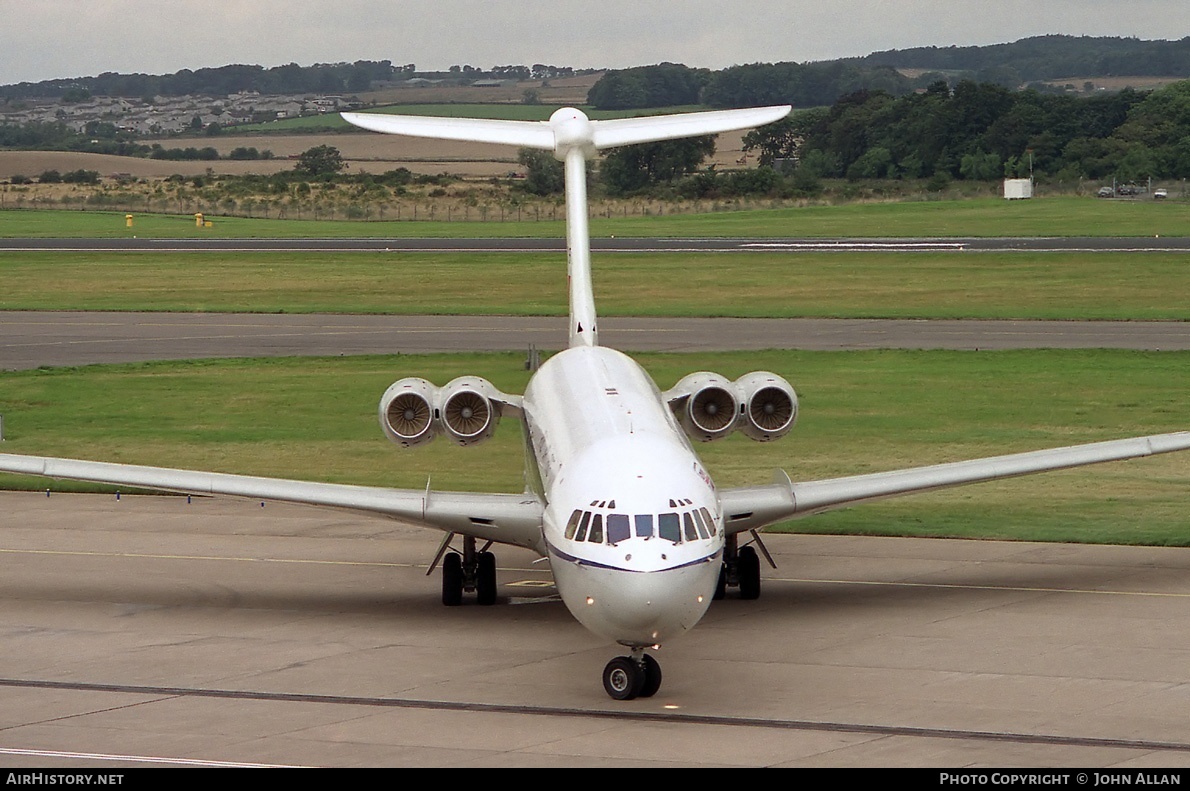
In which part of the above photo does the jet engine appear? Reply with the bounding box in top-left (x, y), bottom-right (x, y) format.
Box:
top-left (379, 377), bottom-right (438, 448)
top-left (438, 376), bottom-right (503, 446)
top-left (379, 375), bottom-right (513, 449)
top-left (667, 372), bottom-right (742, 442)
top-left (735, 371), bottom-right (798, 442)
top-left (665, 371), bottom-right (798, 443)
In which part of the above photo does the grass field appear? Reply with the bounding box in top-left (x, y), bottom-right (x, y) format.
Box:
top-left (2, 350), bottom-right (1186, 544)
top-left (3, 196), bottom-right (1188, 238)
top-left (2, 249), bottom-right (1187, 320)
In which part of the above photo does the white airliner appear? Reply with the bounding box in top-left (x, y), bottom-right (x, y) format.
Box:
top-left (2, 106), bottom-right (1189, 700)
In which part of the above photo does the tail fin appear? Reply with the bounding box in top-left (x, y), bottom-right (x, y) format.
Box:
top-left (342, 105), bottom-right (792, 348)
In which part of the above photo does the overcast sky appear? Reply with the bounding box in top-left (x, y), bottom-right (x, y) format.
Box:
top-left (3, 1), bottom-right (1188, 85)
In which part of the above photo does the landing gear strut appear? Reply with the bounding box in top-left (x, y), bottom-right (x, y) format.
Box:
top-left (602, 649), bottom-right (663, 700)
top-left (438, 535), bottom-right (498, 606)
top-left (715, 531), bottom-right (770, 600)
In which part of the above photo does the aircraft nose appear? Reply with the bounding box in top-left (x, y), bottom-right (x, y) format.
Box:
top-left (561, 560), bottom-right (719, 646)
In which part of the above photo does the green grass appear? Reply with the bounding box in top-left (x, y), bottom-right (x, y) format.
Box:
top-left (1, 350), bottom-right (1187, 545)
top-left (4, 196), bottom-right (1189, 238)
top-left (2, 250), bottom-right (1188, 320)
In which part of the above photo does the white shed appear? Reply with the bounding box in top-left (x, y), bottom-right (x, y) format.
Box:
top-left (1003, 178), bottom-right (1033, 199)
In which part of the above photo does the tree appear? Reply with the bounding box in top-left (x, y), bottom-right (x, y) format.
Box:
top-left (518, 148), bottom-right (564, 195)
top-left (600, 136), bottom-right (716, 195)
top-left (741, 108), bottom-right (827, 166)
top-left (295, 145), bottom-right (345, 177)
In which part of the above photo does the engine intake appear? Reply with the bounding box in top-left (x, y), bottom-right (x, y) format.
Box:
top-left (736, 371), bottom-right (798, 441)
top-left (667, 372), bottom-right (741, 442)
top-left (379, 378), bottom-right (438, 448)
top-left (439, 377), bottom-right (500, 446)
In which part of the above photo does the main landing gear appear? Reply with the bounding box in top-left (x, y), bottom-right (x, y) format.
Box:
top-left (715, 531), bottom-right (773, 601)
top-left (436, 534), bottom-right (498, 606)
top-left (602, 649), bottom-right (663, 700)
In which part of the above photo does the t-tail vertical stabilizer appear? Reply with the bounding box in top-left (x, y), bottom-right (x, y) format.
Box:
top-left (341, 105), bottom-right (792, 348)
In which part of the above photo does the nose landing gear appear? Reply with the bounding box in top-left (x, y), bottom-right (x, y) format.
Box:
top-left (602, 649), bottom-right (663, 700)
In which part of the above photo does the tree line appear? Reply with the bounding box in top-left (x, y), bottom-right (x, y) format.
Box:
top-left (850, 35), bottom-right (1190, 85)
top-left (587, 37), bottom-right (1190, 111)
top-left (576, 77), bottom-right (1190, 199)
top-left (746, 79), bottom-right (1190, 183)
top-left (586, 62), bottom-right (916, 110)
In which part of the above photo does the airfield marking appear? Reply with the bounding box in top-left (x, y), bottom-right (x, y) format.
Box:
top-left (1, 677), bottom-right (1187, 755)
top-left (0, 747), bottom-right (302, 768)
top-left (769, 575), bottom-right (1190, 599)
top-left (740, 241), bottom-right (968, 251)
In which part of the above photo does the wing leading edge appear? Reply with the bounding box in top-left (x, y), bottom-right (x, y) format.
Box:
top-left (719, 431), bottom-right (1190, 535)
top-left (0, 453), bottom-right (545, 552)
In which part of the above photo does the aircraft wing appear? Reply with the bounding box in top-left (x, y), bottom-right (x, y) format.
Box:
top-left (0, 453), bottom-right (545, 553)
top-left (719, 431), bottom-right (1190, 535)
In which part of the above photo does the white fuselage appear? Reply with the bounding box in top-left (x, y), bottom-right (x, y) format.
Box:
top-left (522, 345), bottom-right (724, 647)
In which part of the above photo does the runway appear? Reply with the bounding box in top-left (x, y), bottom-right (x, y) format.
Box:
top-left (4, 312), bottom-right (1190, 370)
top-left (5, 235), bottom-right (1190, 253)
top-left (1, 492), bottom-right (1187, 767)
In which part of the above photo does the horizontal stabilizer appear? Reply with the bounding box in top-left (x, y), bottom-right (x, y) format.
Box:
top-left (341, 112), bottom-right (556, 149)
top-left (591, 106), bottom-right (792, 149)
top-left (342, 105), bottom-right (792, 157)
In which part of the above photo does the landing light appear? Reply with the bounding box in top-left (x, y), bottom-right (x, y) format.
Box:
top-left (586, 596), bottom-right (595, 605)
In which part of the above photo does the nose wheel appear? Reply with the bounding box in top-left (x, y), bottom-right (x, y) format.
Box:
top-left (602, 652), bottom-right (662, 700)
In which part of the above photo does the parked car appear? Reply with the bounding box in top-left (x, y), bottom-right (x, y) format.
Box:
top-left (1154, 188), bottom-right (1168, 200)
top-left (1097, 186), bottom-right (1115, 198)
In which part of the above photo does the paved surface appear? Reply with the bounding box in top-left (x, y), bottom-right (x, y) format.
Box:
top-left (5, 236), bottom-right (1190, 252)
top-left (4, 312), bottom-right (1190, 370)
top-left (0, 492), bottom-right (1187, 767)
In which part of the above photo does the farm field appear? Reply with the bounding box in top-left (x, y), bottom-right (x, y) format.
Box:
top-left (1, 349), bottom-right (1186, 544)
top-left (2, 249), bottom-right (1188, 320)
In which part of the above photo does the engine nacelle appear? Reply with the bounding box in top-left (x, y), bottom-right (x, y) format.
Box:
top-left (379, 376), bottom-right (509, 449)
top-left (438, 376), bottom-right (502, 446)
top-left (667, 372), bottom-right (742, 443)
top-left (735, 371), bottom-right (798, 442)
top-left (379, 377), bottom-right (438, 448)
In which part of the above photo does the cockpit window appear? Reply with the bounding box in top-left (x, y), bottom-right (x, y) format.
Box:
top-left (565, 510), bottom-right (582, 540)
top-left (607, 514), bottom-right (631, 544)
top-left (658, 513), bottom-right (681, 543)
top-left (588, 513), bottom-right (604, 543)
top-left (574, 511), bottom-right (591, 542)
top-left (699, 507), bottom-right (717, 537)
top-left (566, 506), bottom-right (714, 546)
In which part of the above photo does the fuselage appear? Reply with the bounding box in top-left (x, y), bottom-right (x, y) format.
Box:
top-left (522, 345), bottom-right (723, 647)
